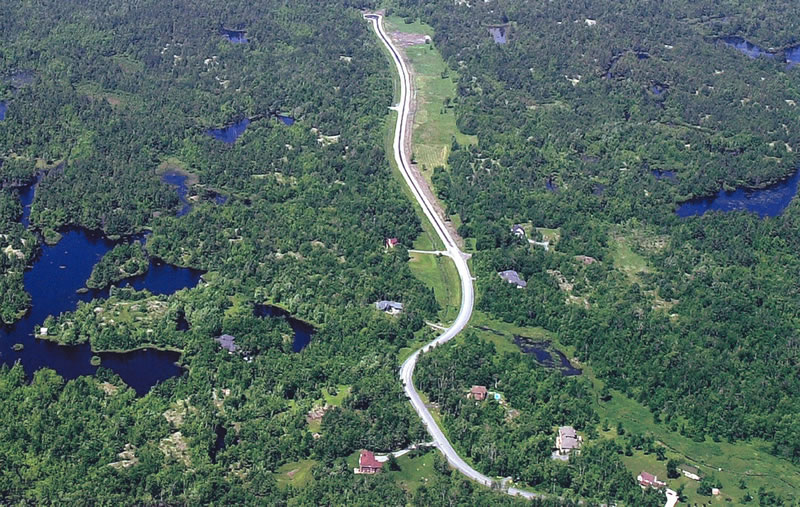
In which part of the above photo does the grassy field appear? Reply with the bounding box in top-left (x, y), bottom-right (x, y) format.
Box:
top-left (609, 234), bottom-right (651, 283)
top-left (388, 450), bottom-right (436, 493)
top-left (466, 314), bottom-right (800, 502)
top-left (385, 16), bottom-right (477, 177)
top-left (275, 460), bottom-right (316, 489)
top-left (322, 385), bottom-right (351, 407)
top-left (588, 368), bottom-right (800, 504)
top-left (408, 252), bottom-right (460, 323)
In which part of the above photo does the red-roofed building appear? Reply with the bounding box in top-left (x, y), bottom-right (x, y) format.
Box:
top-left (637, 471), bottom-right (666, 489)
top-left (385, 238), bottom-right (399, 249)
top-left (469, 385), bottom-right (488, 401)
top-left (355, 450), bottom-right (383, 474)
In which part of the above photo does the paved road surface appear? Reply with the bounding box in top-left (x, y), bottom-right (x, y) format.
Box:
top-left (365, 13), bottom-right (542, 501)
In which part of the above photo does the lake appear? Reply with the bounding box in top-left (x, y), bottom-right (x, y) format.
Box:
top-left (221, 29), bottom-right (248, 44)
top-left (253, 304), bottom-right (314, 352)
top-left (513, 336), bottom-right (582, 376)
top-left (487, 26), bottom-right (507, 44)
top-left (277, 114), bottom-right (295, 126)
top-left (786, 46), bottom-right (800, 67)
top-left (0, 101), bottom-right (6, 120)
top-left (208, 118), bottom-right (250, 144)
top-left (676, 169), bottom-right (800, 218)
top-left (161, 171), bottom-right (192, 216)
top-left (1, 182), bottom-right (204, 394)
top-left (720, 36), bottom-right (774, 59)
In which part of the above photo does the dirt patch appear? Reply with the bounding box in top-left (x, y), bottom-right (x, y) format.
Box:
top-left (99, 381), bottom-right (119, 396)
top-left (306, 403), bottom-right (331, 424)
top-left (159, 431), bottom-right (191, 466)
top-left (109, 443), bottom-right (138, 469)
top-left (390, 32), bottom-right (430, 48)
top-left (286, 468), bottom-right (300, 478)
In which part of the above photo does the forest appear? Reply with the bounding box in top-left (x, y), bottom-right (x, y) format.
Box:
top-left (1, 0), bottom-right (799, 503)
top-left (392, 0), bottom-right (800, 476)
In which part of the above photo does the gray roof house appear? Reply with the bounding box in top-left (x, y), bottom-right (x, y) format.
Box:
top-left (510, 224), bottom-right (526, 238)
top-left (375, 300), bottom-right (404, 313)
top-left (555, 425), bottom-right (582, 454)
top-left (215, 334), bottom-right (238, 353)
top-left (498, 270), bottom-right (527, 288)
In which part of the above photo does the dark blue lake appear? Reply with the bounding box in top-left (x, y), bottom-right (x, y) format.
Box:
top-left (221, 29), bottom-right (248, 44)
top-left (254, 304), bottom-right (314, 352)
top-left (161, 171), bottom-right (192, 216)
top-left (513, 336), bottom-right (582, 376)
top-left (208, 118), bottom-right (250, 144)
top-left (721, 36), bottom-right (774, 59)
top-left (488, 26), bottom-right (507, 44)
top-left (0, 101), bottom-right (6, 121)
top-left (1, 185), bottom-right (204, 394)
top-left (676, 169), bottom-right (800, 218)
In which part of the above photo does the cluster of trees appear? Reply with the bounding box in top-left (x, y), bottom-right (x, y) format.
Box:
top-left (0, 189), bottom-right (36, 323)
top-left (393, 0), bottom-right (800, 468)
top-left (85, 242), bottom-right (149, 289)
top-left (415, 334), bottom-right (663, 505)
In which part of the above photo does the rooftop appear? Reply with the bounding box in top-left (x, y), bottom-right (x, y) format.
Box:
top-left (359, 450), bottom-right (383, 469)
top-left (376, 300), bottom-right (403, 311)
top-left (498, 270), bottom-right (527, 287)
top-left (215, 334), bottom-right (238, 352)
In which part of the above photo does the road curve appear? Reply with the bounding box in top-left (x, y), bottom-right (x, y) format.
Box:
top-left (365, 13), bottom-right (540, 500)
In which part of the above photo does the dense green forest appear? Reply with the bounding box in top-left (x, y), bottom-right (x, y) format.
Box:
top-left (393, 0), bottom-right (800, 471)
top-left (2, 0), bottom-right (800, 503)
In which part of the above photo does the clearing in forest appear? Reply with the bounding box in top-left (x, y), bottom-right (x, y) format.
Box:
top-left (385, 16), bottom-right (477, 175)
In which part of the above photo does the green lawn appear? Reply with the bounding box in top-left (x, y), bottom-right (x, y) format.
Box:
top-left (388, 450), bottom-right (436, 493)
top-left (588, 368), bottom-right (800, 504)
top-left (609, 235), bottom-right (651, 282)
top-left (275, 460), bottom-right (316, 489)
top-left (385, 16), bottom-right (477, 176)
top-left (469, 311), bottom-right (561, 356)
top-left (407, 252), bottom-right (460, 323)
top-left (322, 385), bottom-right (351, 407)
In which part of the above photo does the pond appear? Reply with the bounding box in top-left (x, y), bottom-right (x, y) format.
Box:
top-left (0, 227), bottom-right (203, 394)
top-left (546, 179), bottom-right (558, 192)
top-left (487, 26), bottom-right (507, 44)
top-left (0, 101), bottom-right (6, 121)
top-left (786, 46), bottom-right (800, 67)
top-left (651, 83), bottom-right (668, 96)
top-left (161, 171), bottom-right (192, 217)
top-left (221, 29), bottom-right (248, 44)
top-left (277, 114), bottom-right (295, 126)
top-left (253, 304), bottom-right (315, 352)
top-left (513, 336), bottom-right (582, 376)
top-left (652, 169), bottom-right (677, 181)
top-left (676, 169), bottom-right (800, 218)
top-left (208, 118), bottom-right (250, 144)
top-left (720, 36), bottom-right (774, 59)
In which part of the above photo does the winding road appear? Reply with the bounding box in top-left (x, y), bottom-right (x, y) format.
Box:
top-left (365, 13), bottom-right (540, 500)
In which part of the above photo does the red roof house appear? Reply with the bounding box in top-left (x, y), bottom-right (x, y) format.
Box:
top-left (637, 471), bottom-right (666, 489)
top-left (469, 385), bottom-right (488, 401)
top-left (356, 450), bottom-right (383, 474)
top-left (385, 238), bottom-right (399, 249)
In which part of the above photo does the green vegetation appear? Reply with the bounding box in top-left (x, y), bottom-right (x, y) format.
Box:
top-left (85, 242), bottom-right (149, 289)
top-left (276, 460), bottom-right (316, 489)
top-left (407, 252), bottom-right (460, 322)
top-left (385, 16), bottom-right (477, 175)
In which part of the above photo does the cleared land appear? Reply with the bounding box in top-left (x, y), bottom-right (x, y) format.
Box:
top-left (408, 252), bottom-right (460, 323)
top-left (468, 313), bottom-right (800, 503)
top-left (385, 16), bottom-right (477, 176)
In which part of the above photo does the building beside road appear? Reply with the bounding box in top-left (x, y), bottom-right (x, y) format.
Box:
top-left (638, 471), bottom-right (666, 489)
top-left (354, 450), bottom-right (383, 474)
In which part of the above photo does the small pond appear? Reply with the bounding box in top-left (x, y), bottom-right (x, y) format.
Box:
top-left (208, 118), bottom-right (250, 144)
top-left (720, 36), bottom-right (774, 59)
top-left (0, 101), bottom-right (6, 121)
top-left (513, 336), bottom-right (582, 376)
top-left (277, 114), bottom-right (295, 126)
top-left (487, 26), bottom-right (508, 44)
top-left (161, 171), bottom-right (192, 217)
top-left (221, 29), bottom-right (248, 44)
top-left (652, 169), bottom-right (677, 181)
top-left (651, 83), bottom-right (668, 96)
top-left (546, 179), bottom-right (558, 192)
top-left (676, 169), bottom-right (800, 218)
top-left (254, 304), bottom-right (314, 352)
